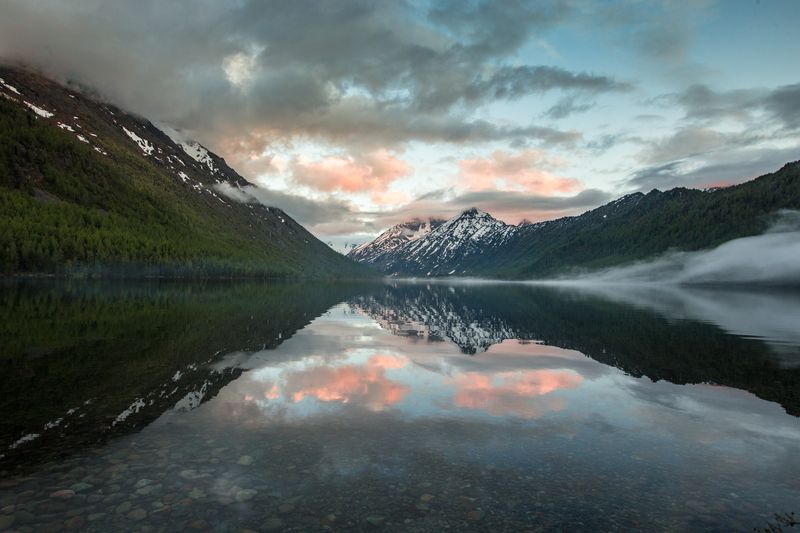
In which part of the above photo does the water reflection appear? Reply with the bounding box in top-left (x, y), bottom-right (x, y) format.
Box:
top-left (0, 280), bottom-right (371, 468)
top-left (0, 280), bottom-right (799, 531)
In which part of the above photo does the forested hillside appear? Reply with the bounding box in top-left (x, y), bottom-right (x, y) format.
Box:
top-left (0, 68), bottom-right (371, 278)
top-left (490, 161), bottom-right (800, 278)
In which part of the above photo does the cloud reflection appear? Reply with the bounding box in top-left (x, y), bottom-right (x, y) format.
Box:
top-left (452, 369), bottom-right (583, 418)
top-left (260, 354), bottom-right (410, 411)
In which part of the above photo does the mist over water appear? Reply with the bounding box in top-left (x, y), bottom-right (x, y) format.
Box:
top-left (561, 210), bottom-right (800, 286)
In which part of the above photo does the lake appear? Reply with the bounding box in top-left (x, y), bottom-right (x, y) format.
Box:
top-left (1, 280), bottom-right (799, 532)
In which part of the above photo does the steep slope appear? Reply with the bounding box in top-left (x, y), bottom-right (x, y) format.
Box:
top-left (348, 217), bottom-right (444, 265)
top-left (350, 161), bottom-right (800, 278)
top-left (0, 66), bottom-right (371, 278)
top-left (354, 208), bottom-right (517, 276)
top-left (489, 161), bottom-right (800, 278)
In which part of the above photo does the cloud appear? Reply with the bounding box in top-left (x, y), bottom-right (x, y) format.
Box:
top-left (452, 369), bottom-right (582, 418)
top-left (268, 354), bottom-right (410, 411)
top-left (363, 187), bottom-right (611, 228)
top-left (291, 149), bottom-right (410, 198)
top-left (763, 83), bottom-right (800, 130)
top-left (214, 182), bottom-right (357, 228)
top-left (542, 94), bottom-right (595, 119)
top-left (587, 1), bottom-right (705, 63)
top-left (456, 149), bottom-right (579, 195)
top-left (0, 0), bottom-right (624, 155)
top-left (625, 146), bottom-right (800, 191)
top-left (560, 210), bottom-right (800, 286)
top-left (661, 83), bottom-right (800, 131)
top-left (641, 127), bottom-right (729, 164)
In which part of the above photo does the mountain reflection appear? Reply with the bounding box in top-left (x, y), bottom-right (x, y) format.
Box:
top-left (3, 278), bottom-right (799, 474)
top-left (352, 281), bottom-right (800, 416)
top-left (0, 280), bottom-right (374, 469)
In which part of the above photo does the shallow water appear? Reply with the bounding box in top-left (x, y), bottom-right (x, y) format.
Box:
top-left (1, 280), bottom-right (799, 532)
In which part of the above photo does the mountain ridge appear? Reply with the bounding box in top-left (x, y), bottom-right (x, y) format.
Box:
top-left (349, 161), bottom-right (800, 278)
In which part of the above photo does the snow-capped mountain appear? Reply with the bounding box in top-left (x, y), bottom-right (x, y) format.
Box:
top-left (348, 160), bottom-right (800, 279)
top-left (349, 208), bottom-right (519, 276)
top-left (349, 217), bottom-right (445, 264)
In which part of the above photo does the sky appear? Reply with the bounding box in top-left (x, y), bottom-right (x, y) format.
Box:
top-left (1, 0), bottom-right (799, 250)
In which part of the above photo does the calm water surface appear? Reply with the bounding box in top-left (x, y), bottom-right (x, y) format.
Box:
top-left (1, 280), bottom-right (799, 532)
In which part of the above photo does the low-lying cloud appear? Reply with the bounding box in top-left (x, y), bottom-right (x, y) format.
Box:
top-left (563, 210), bottom-right (800, 286)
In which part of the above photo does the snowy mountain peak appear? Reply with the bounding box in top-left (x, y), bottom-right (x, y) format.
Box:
top-left (348, 217), bottom-right (445, 264)
top-left (350, 209), bottom-right (518, 277)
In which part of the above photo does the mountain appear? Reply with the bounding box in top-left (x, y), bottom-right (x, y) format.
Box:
top-left (0, 66), bottom-right (371, 278)
top-left (349, 217), bottom-right (445, 266)
top-left (348, 208), bottom-right (517, 276)
top-left (349, 162), bottom-right (800, 278)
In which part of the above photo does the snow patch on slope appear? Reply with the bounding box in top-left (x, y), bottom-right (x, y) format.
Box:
top-left (179, 141), bottom-right (216, 172)
top-left (156, 122), bottom-right (217, 173)
top-left (122, 126), bottom-right (154, 155)
top-left (0, 77), bottom-right (21, 95)
top-left (25, 101), bottom-right (54, 118)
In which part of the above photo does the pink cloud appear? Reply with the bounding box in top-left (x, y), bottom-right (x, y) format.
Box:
top-left (292, 149), bottom-right (410, 196)
top-left (452, 369), bottom-right (583, 418)
top-left (258, 354), bottom-right (410, 411)
top-left (457, 149), bottom-right (580, 195)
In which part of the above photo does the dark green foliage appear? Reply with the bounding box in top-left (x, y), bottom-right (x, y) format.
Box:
top-left (0, 98), bottom-right (371, 278)
top-left (473, 161), bottom-right (800, 278)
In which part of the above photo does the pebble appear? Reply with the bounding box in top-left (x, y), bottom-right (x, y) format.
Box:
top-left (0, 515), bottom-right (16, 530)
top-left (235, 489), bottom-right (257, 502)
top-left (262, 518), bottom-right (284, 531)
top-left (68, 483), bottom-right (91, 494)
top-left (14, 510), bottom-right (35, 524)
top-left (278, 503), bottom-right (295, 514)
top-left (366, 515), bottom-right (385, 526)
top-left (16, 490), bottom-right (35, 503)
top-left (64, 515), bottom-right (86, 530)
top-left (136, 483), bottom-right (162, 496)
top-left (237, 455), bottom-right (254, 466)
top-left (189, 519), bottom-right (208, 529)
top-left (188, 488), bottom-right (206, 499)
top-left (134, 478), bottom-right (154, 489)
top-left (127, 508), bottom-right (148, 521)
top-left (467, 509), bottom-right (485, 521)
top-left (420, 493), bottom-right (435, 502)
top-left (115, 501), bottom-right (132, 515)
top-left (50, 490), bottom-right (75, 500)
top-left (87, 512), bottom-right (106, 522)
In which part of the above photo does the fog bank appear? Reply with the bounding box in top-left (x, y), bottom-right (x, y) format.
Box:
top-left (564, 210), bottom-right (800, 286)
